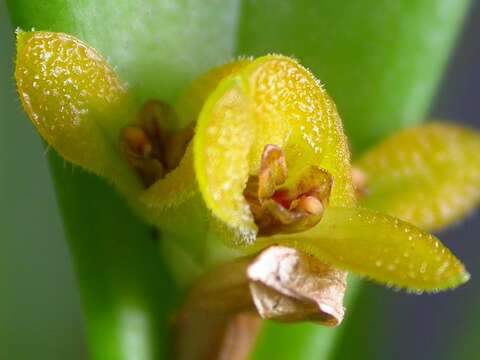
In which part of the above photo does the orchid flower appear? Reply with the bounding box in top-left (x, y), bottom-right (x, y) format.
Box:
top-left (15, 31), bottom-right (480, 342)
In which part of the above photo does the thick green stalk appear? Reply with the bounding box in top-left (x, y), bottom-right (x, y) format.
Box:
top-left (47, 154), bottom-right (179, 360)
top-left (236, 1), bottom-right (470, 358)
top-left (7, 1), bottom-right (240, 359)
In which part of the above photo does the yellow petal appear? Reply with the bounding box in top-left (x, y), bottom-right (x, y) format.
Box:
top-left (194, 55), bottom-right (355, 242)
top-left (15, 31), bottom-right (139, 193)
top-left (175, 59), bottom-right (252, 129)
top-left (257, 207), bottom-right (469, 292)
top-left (139, 60), bottom-right (252, 209)
top-left (356, 122), bottom-right (480, 231)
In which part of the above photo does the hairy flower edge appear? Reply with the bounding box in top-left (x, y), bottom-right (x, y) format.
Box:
top-left (14, 30), bottom-right (472, 296)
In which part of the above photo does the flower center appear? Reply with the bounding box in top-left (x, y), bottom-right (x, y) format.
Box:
top-left (244, 145), bottom-right (333, 236)
top-left (121, 100), bottom-right (193, 187)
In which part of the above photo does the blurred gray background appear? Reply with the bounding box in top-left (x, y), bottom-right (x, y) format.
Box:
top-left (1, 1), bottom-right (479, 359)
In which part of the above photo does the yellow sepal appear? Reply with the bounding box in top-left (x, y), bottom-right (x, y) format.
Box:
top-left (357, 122), bottom-right (480, 231)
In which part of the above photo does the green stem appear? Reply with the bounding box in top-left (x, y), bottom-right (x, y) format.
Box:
top-left (47, 152), bottom-right (179, 360)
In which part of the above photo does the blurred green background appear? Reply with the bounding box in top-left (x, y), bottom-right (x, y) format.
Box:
top-left (1, 1), bottom-right (480, 359)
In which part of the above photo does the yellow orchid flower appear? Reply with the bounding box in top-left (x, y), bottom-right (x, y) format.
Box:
top-left (356, 122), bottom-right (480, 232)
top-left (15, 31), bottom-right (480, 325)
